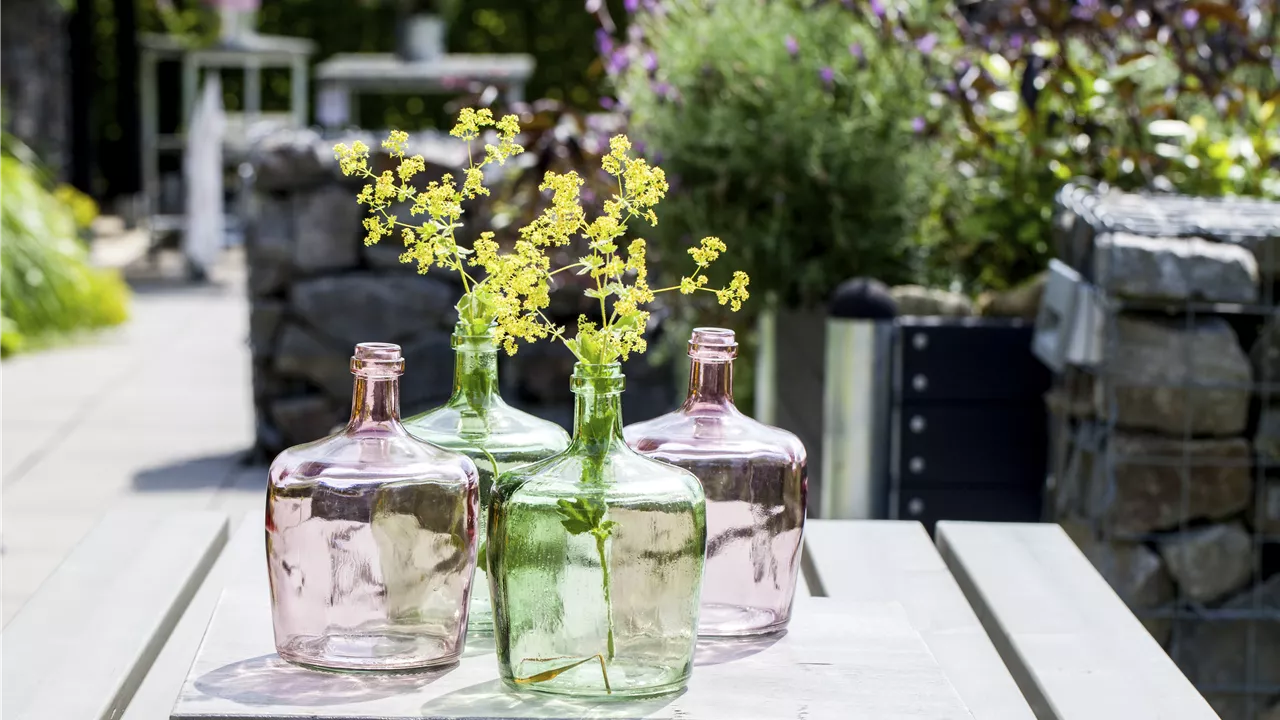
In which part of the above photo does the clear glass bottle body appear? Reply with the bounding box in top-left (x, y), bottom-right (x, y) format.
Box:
top-left (490, 363), bottom-right (706, 699)
top-left (266, 343), bottom-right (480, 671)
top-left (626, 328), bottom-right (807, 637)
top-left (405, 325), bottom-right (570, 634)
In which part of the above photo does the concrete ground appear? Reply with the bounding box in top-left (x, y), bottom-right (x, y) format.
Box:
top-left (1, 238), bottom-right (265, 626)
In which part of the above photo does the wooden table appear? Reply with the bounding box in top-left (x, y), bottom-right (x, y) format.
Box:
top-left (163, 518), bottom-right (1030, 719)
top-left (9, 511), bottom-right (1213, 719)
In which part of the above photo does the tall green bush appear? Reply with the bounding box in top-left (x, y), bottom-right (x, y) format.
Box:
top-left (616, 0), bottom-right (943, 309)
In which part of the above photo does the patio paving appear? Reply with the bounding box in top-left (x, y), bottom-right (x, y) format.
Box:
top-left (1, 243), bottom-right (265, 626)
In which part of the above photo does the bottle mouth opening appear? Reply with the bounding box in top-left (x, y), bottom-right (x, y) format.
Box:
top-left (570, 362), bottom-right (626, 393)
top-left (689, 327), bottom-right (737, 361)
top-left (351, 342), bottom-right (405, 377)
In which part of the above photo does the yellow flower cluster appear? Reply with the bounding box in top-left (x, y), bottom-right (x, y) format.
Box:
top-left (334, 108), bottom-right (750, 361)
top-left (492, 133), bottom-right (747, 365)
top-left (332, 111), bottom-right (524, 337)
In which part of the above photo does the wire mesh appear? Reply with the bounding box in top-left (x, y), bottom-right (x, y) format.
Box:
top-left (1050, 182), bottom-right (1280, 719)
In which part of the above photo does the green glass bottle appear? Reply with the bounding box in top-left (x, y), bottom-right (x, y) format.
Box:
top-left (405, 323), bottom-right (570, 634)
top-left (489, 362), bottom-right (707, 699)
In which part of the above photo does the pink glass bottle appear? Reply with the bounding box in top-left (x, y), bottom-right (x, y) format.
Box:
top-left (266, 343), bottom-right (480, 671)
top-left (625, 328), bottom-right (806, 637)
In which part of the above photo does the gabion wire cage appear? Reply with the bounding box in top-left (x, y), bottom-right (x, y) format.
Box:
top-left (1049, 183), bottom-right (1280, 720)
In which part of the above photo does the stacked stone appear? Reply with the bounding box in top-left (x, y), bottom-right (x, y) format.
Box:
top-left (245, 129), bottom-right (674, 454)
top-left (1052, 229), bottom-right (1280, 720)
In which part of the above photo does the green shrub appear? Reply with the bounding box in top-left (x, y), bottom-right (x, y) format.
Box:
top-left (1, 142), bottom-right (130, 356)
top-left (920, 1), bottom-right (1279, 291)
top-left (616, 0), bottom-right (944, 309)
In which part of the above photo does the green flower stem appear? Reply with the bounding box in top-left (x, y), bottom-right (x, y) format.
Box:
top-left (595, 531), bottom-right (616, 661)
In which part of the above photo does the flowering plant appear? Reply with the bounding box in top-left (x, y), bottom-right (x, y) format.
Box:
top-left (601, 0), bottom-right (940, 308)
top-left (335, 110), bottom-right (748, 365)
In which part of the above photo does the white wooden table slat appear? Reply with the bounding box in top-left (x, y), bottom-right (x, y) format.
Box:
top-left (124, 510), bottom-right (268, 720)
top-left (173, 591), bottom-right (973, 720)
top-left (1, 509), bottom-right (228, 720)
top-left (803, 519), bottom-right (1034, 720)
top-left (935, 521), bottom-right (1218, 720)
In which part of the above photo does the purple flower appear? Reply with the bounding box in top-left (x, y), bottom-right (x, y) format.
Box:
top-left (653, 81), bottom-right (672, 98)
top-left (1070, 0), bottom-right (1099, 20)
top-left (911, 116), bottom-right (926, 134)
top-left (1009, 33), bottom-right (1024, 51)
top-left (624, 0), bottom-right (639, 12)
top-left (820, 66), bottom-right (835, 86)
top-left (600, 96), bottom-right (616, 110)
top-left (606, 49), bottom-right (630, 75)
top-left (595, 29), bottom-right (613, 57)
top-left (869, 0), bottom-right (886, 18)
top-left (915, 33), bottom-right (937, 55)
top-left (849, 42), bottom-right (864, 60)
top-left (785, 35), bottom-right (799, 57)
top-left (1182, 8), bottom-right (1199, 28)
top-left (642, 51), bottom-right (659, 73)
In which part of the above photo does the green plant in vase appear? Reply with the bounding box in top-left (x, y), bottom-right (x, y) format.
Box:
top-left (333, 110), bottom-right (571, 635)
top-left (485, 136), bottom-right (750, 699)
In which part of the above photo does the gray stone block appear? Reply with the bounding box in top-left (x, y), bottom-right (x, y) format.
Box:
top-left (1077, 537), bottom-right (1174, 608)
top-left (1250, 313), bottom-right (1280, 395)
top-left (269, 394), bottom-right (341, 447)
top-left (889, 285), bottom-right (973, 317)
top-left (248, 300), bottom-right (284, 357)
top-left (273, 324), bottom-right (350, 400)
top-left (1087, 434), bottom-right (1252, 535)
top-left (1253, 480), bottom-right (1280, 535)
top-left (400, 330), bottom-right (455, 415)
top-left (250, 128), bottom-right (343, 192)
top-left (1175, 574), bottom-right (1280, 708)
top-left (1100, 316), bottom-right (1250, 437)
top-left (245, 195), bottom-right (294, 297)
top-left (1094, 232), bottom-right (1259, 303)
top-left (1159, 522), bottom-right (1253, 603)
top-left (290, 272), bottom-right (456, 347)
top-left (292, 186), bottom-right (362, 274)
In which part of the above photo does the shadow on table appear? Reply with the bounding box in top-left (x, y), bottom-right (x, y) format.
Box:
top-left (421, 679), bottom-right (682, 719)
top-left (133, 451), bottom-right (251, 492)
top-left (694, 631), bottom-right (784, 666)
top-left (195, 654), bottom-right (449, 706)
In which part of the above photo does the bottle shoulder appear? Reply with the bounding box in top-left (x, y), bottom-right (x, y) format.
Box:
top-left (624, 408), bottom-right (807, 463)
top-left (269, 427), bottom-right (478, 489)
top-left (404, 402), bottom-right (571, 455)
top-left (493, 444), bottom-right (704, 504)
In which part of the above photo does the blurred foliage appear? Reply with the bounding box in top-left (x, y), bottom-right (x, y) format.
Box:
top-left (595, 0), bottom-right (1278, 297)
top-left (917, 0), bottom-right (1279, 290)
top-left (1, 135), bottom-right (130, 356)
top-left (611, 0), bottom-right (943, 309)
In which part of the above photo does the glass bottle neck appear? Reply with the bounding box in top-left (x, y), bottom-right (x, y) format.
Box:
top-left (349, 376), bottom-right (402, 427)
top-left (449, 335), bottom-right (500, 412)
top-left (684, 358), bottom-right (734, 409)
top-left (569, 364), bottom-right (626, 457)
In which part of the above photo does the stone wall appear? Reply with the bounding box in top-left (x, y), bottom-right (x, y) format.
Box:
top-left (1051, 228), bottom-right (1280, 720)
top-left (246, 129), bottom-right (676, 455)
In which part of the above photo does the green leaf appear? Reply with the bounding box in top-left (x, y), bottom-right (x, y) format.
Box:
top-left (557, 497), bottom-right (605, 536)
top-left (476, 540), bottom-right (488, 574)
